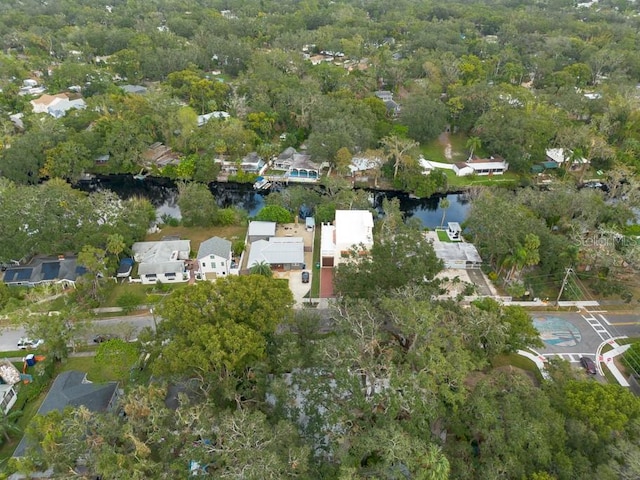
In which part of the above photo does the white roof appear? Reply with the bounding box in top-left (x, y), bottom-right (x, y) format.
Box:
top-left (248, 221), bottom-right (276, 238)
top-left (468, 161), bottom-right (508, 170)
top-left (546, 148), bottom-right (588, 164)
top-left (321, 223), bottom-right (336, 257)
top-left (349, 156), bottom-right (382, 173)
top-left (131, 240), bottom-right (191, 265)
top-left (335, 210), bottom-right (374, 249)
top-left (248, 237), bottom-right (304, 267)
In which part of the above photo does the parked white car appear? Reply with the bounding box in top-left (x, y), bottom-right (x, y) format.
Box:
top-left (17, 338), bottom-right (44, 350)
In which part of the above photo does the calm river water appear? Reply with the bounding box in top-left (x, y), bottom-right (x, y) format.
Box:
top-left (80, 176), bottom-right (471, 229)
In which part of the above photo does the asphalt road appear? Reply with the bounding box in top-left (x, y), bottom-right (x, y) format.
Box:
top-left (530, 309), bottom-right (640, 365)
top-left (0, 314), bottom-right (156, 352)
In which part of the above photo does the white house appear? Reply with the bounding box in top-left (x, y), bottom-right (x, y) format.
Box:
top-left (247, 237), bottom-right (305, 271)
top-left (131, 240), bottom-right (190, 284)
top-left (466, 156), bottom-right (509, 175)
top-left (197, 236), bottom-right (233, 280)
top-left (30, 93), bottom-right (86, 118)
top-left (321, 210), bottom-right (374, 267)
top-left (453, 162), bottom-right (475, 177)
top-left (545, 148), bottom-right (589, 169)
top-left (197, 111), bottom-right (230, 127)
top-left (247, 221), bottom-right (277, 243)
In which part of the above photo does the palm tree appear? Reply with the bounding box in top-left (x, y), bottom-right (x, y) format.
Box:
top-left (250, 261), bottom-right (273, 277)
top-left (466, 136), bottom-right (482, 161)
top-left (438, 197), bottom-right (450, 228)
top-left (381, 135), bottom-right (418, 179)
top-left (0, 409), bottom-right (23, 443)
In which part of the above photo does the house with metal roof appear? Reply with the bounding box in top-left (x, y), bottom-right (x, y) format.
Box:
top-left (197, 236), bottom-right (234, 280)
top-left (247, 221), bottom-right (277, 243)
top-left (247, 237), bottom-right (305, 271)
top-left (131, 240), bottom-right (190, 284)
top-left (2, 255), bottom-right (86, 288)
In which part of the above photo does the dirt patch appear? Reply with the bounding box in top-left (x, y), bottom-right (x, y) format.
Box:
top-left (438, 131), bottom-right (453, 161)
top-left (145, 225), bottom-right (248, 253)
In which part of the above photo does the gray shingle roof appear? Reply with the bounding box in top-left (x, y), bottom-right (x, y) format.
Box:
top-left (197, 237), bottom-right (232, 260)
top-left (13, 371), bottom-right (118, 458)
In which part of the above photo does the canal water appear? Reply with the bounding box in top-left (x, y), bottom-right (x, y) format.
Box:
top-left (80, 176), bottom-right (470, 229)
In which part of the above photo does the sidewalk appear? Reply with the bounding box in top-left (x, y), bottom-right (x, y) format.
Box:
top-left (597, 339), bottom-right (631, 387)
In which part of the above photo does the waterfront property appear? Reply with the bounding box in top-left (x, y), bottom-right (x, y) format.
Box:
top-left (196, 236), bottom-right (236, 279)
top-left (321, 210), bottom-right (374, 267)
top-left (247, 237), bottom-right (305, 271)
top-left (425, 231), bottom-right (483, 269)
top-left (131, 239), bottom-right (191, 284)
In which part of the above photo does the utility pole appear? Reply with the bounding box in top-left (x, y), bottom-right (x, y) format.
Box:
top-left (556, 267), bottom-right (572, 306)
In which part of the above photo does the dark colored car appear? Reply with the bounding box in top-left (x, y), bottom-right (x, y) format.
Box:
top-left (301, 271), bottom-right (310, 283)
top-left (580, 356), bottom-right (597, 375)
top-left (93, 334), bottom-right (119, 343)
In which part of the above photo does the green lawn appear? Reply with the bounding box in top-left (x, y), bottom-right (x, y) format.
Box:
top-left (309, 228), bottom-right (321, 298)
top-left (421, 133), bottom-right (470, 164)
top-left (444, 169), bottom-right (520, 188)
top-left (436, 230), bottom-right (453, 242)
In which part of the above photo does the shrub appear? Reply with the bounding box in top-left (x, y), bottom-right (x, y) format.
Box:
top-left (116, 291), bottom-right (145, 313)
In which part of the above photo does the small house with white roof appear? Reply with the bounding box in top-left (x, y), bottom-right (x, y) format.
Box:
top-left (197, 236), bottom-right (234, 280)
top-left (131, 240), bottom-right (190, 284)
top-left (321, 210), bottom-right (374, 267)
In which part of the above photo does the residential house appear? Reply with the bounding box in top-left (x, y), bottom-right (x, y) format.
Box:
top-left (142, 142), bottom-right (181, 168)
top-left (545, 148), bottom-right (589, 170)
top-left (374, 90), bottom-right (401, 115)
top-left (197, 236), bottom-right (234, 280)
top-left (321, 210), bottom-right (374, 267)
top-left (453, 162), bottom-right (475, 177)
top-left (452, 156), bottom-right (509, 177)
top-left (349, 156), bottom-right (383, 175)
top-left (131, 240), bottom-right (190, 284)
top-left (12, 370), bottom-right (119, 459)
top-left (465, 156), bottom-right (509, 175)
top-left (247, 221), bottom-right (277, 243)
top-left (18, 79), bottom-right (46, 96)
top-left (30, 93), bottom-right (86, 118)
top-left (216, 152), bottom-right (265, 174)
top-left (197, 111), bottom-right (230, 126)
top-left (446, 222), bottom-right (462, 241)
top-left (272, 148), bottom-right (320, 180)
top-left (3, 255), bottom-right (87, 288)
top-left (247, 237), bottom-right (305, 271)
top-left (120, 84), bottom-right (147, 94)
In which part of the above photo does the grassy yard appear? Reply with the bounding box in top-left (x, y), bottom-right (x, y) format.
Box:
top-left (145, 225), bottom-right (247, 253)
top-left (436, 230), bottom-right (453, 242)
top-left (309, 227), bottom-right (321, 298)
top-left (444, 169), bottom-right (520, 188)
top-left (421, 133), bottom-right (470, 164)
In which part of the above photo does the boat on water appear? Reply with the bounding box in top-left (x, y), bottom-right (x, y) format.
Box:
top-left (133, 169), bottom-right (149, 180)
top-left (253, 176), bottom-right (271, 190)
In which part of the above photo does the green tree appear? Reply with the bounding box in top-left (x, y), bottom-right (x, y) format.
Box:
top-left (334, 226), bottom-right (443, 300)
top-left (466, 136), bottom-right (482, 161)
top-left (40, 139), bottom-right (92, 183)
top-left (250, 261), bottom-right (273, 277)
top-left (0, 409), bottom-right (22, 443)
top-left (255, 205), bottom-right (293, 223)
top-left (177, 181), bottom-right (218, 227)
top-left (399, 94), bottom-right (449, 144)
top-left (77, 245), bottom-right (108, 302)
top-left (381, 135), bottom-right (418, 179)
top-left (154, 276), bottom-right (294, 378)
top-left (439, 197), bottom-right (450, 228)
top-left (94, 338), bottom-right (139, 383)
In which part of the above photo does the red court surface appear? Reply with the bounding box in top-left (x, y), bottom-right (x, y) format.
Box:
top-left (319, 267), bottom-right (334, 298)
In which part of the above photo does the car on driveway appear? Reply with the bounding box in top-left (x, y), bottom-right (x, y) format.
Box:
top-left (17, 338), bottom-right (44, 350)
top-left (93, 334), bottom-right (119, 343)
top-left (580, 356), bottom-right (597, 375)
top-left (301, 271), bottom-right (310, 283)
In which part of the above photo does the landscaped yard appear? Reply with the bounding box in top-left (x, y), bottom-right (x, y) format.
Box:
top-left (436, 229), bottom-right (454, 242)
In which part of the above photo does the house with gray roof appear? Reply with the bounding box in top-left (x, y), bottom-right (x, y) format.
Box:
top-left (247, 221), bottom-right (277, 243)
top-left (12, 371), bottom-right (119, 458)
top-left (3, 255), bottom-right (86, 288)
top-left (197, 236), bottom-right (234, 280)
top-left (131, 240), bottom-right (190, 284)
top-left (247, 237), bottom-right (305, 271)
